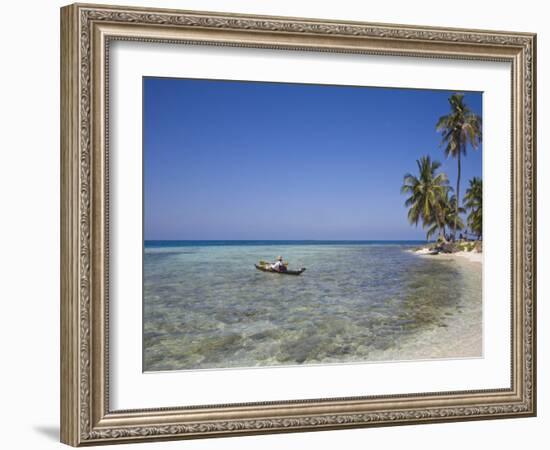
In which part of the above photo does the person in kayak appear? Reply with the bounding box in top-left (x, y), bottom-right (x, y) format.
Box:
top-left (271, 256), bottom-right (286, 272)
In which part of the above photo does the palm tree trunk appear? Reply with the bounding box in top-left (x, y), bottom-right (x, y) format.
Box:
top-left (437, 208), bottom-right (447, 243)
top-left (454, 151), bottom-right (461, 241)
top-left (439, 227), bottom-right (447, 243)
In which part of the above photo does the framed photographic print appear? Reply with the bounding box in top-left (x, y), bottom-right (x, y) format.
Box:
top-left (60, 3), bottom-right (537, 446)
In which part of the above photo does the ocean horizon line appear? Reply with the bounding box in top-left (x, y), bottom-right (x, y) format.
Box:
top-left (144, 239), bottom-right (432, 247)
top-left (145, 239), bottom-right (430, 241)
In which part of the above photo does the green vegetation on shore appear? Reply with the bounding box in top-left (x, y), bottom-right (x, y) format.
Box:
top-left (402, 94), bottom-right (482, 247)
top-left (464, 177), bottom-right (482, 239)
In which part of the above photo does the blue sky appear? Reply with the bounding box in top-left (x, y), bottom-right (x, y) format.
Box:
top-left (143, 77), bottom-right (482, 240)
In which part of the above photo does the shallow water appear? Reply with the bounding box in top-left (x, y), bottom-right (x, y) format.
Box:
top-left (143, 242), bottom-right (482, 371)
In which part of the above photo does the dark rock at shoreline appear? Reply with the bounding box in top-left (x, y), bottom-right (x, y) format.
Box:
top-left (437, 242), bottom-right (459, 254)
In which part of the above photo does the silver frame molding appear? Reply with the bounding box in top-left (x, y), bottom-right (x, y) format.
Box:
top-left (61, 3), bottom-right (536, 446)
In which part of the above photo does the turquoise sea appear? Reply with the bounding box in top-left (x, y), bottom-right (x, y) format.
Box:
top-left (143, 241), bottom-right (482, 371)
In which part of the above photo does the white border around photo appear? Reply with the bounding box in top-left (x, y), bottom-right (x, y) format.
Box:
top-left (109, 41), bottom-right (511, 411)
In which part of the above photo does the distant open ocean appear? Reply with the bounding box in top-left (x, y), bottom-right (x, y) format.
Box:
top-left (143, 240), bottom-right (482, 371)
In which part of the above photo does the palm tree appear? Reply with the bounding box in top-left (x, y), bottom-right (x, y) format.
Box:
top-left (445, 194), bottom-right (466, 237)
top-left (401, 156), bottom-right (450, 241)
top-left (425, 193), bottom-right (465, 241)
top-left (464, 177), bottom-right (482, 239)
top-left (436, 93), bottom-right (482, 240)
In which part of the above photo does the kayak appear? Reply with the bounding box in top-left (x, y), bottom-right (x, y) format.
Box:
top-left (255, 263), bottom-right (306, 276)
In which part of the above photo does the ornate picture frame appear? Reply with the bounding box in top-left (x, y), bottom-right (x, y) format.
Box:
top-left (60, 3), bottom-right (536, 446)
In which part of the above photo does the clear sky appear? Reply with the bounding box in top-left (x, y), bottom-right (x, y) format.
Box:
top-left (143, 77), bottom-right (482, 240)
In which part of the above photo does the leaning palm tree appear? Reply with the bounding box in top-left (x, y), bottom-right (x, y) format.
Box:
top-left (425, 192), bottom-right (465, 241)
top-left (445, 194), bottom-right (466, 236)
top-left (436, 93), bottom-right (482, 240)
top-left (464, 177), bottom-right (482, 239)
top-left (401, 155), bottom-right (450, 242)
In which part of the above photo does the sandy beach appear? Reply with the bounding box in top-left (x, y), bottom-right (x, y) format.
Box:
top-left (413, 247), bottom-right (483, 264)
